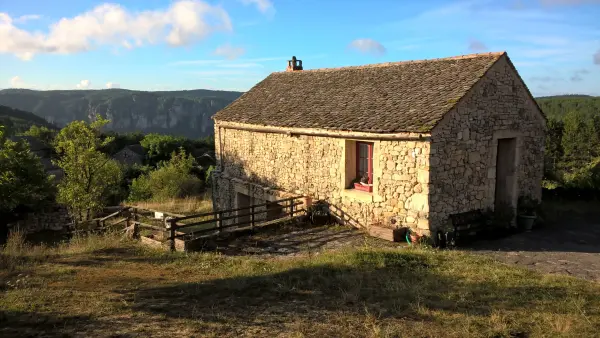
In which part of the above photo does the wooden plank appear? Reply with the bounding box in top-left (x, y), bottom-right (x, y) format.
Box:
top-left (123, 205), bottom-right (185, 218)
top-left (99, 207), bottom-right (131, 222)
top-left (368, 225), bottom-right (395, 242)
top-left (173, 196), bottom-right (303, 222)
top-left (135, 221), bottom-right (164, 231)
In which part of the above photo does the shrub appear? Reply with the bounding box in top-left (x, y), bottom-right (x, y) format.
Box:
top-left (128, 148), bottom-right (202, 202)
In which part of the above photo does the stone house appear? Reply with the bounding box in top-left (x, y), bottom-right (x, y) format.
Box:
top-left (212, 52), bottom-right (546, 235)
top-left (113, 144), bottom-right (145, 167)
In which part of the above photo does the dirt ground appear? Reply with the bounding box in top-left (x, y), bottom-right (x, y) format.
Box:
top-left (468, 207), bottom-right (600, 282)
top-left (207, 222), bottom-right (403, 257)
top-left (208, 207), bottom-right (600, 283)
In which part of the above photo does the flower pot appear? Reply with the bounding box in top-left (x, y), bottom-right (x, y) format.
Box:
top-left (353, 182), bottom-right (373, 192)
top-left (517, 214), bottom-right (536, 231)
top-left (406, 231), bottom-right (421, 245)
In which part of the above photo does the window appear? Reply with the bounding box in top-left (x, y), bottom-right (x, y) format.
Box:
top-left (355, 142), bottom-right (373, 192)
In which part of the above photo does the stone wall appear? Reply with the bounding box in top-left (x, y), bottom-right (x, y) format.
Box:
top-left (8, 206), bottom-right (72, 234)
top-left (427, 56), bottom-right (546, 231)
top-left (213, 125), bottom-right (432, 231)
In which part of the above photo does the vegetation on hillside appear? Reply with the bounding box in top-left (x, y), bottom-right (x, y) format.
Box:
top-left (540, 96), bottom-right (600, 191)
top-left (0, 105), bottom-right (57, 137)
top-left (537, 95), bottom-right (600, 121)
top-left (128, 149), bottom-right (202, 202)
top-left (0, 89), bottom-right (242, 138)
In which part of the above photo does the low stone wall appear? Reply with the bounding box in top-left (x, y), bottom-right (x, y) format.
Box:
top-left (8, 206), bottom-right (72, 234)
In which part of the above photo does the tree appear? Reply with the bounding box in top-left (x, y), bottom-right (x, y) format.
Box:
top-left (0, 126), bottom-right (54, 214)
top-left (22, 125), bottom-right (57, 147)
top-left (0, 126), bottom-right (54, 242)
top-left (140, 133), bottom-right (186, 165)
top-left (561, 110), bottom-right (599, 164)
top-left (54, 117), bottom-right (122, 221)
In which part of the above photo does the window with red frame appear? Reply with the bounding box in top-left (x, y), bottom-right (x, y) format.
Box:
top-left (355, 142), bottom-right (373, 192)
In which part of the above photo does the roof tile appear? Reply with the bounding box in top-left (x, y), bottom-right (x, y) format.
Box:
top-left (214, 52), bottom-right (505, 133)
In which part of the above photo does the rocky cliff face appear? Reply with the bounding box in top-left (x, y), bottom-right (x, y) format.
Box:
top-left (0, 89), bottom-right (242, 138)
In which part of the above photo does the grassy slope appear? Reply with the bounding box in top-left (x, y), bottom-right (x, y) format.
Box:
top-left (1, 233), bottom-right (598, 337)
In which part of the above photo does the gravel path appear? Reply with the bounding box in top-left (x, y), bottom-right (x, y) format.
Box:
top-left (468, 214), bottom-right (600, 282)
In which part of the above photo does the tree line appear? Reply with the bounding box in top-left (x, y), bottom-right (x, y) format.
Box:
top-left (1, 117), bottom-right (216, 232)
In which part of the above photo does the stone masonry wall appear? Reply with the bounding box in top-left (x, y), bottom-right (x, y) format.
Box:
top-left (427, 56), bottom-right (546, 231)
top-left (8, 206), bottom-right (72, 234)
top-left (213, 126), bottom-right (432, 231)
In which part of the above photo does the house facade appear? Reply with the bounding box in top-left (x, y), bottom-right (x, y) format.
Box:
top-left (212, 52), bottom-right (545, 235)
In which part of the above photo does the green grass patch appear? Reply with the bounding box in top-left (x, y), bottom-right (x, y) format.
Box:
top-left (1, 232), bottom-right (599, 337)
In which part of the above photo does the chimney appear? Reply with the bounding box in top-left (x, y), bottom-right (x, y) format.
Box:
top-left (286, 56), bottom-right (303, 72)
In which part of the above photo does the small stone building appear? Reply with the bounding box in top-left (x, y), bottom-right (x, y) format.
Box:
top-left (113, 144), bottom-right (145, 167)
top-left (212, 52), bottom-right (546, 235)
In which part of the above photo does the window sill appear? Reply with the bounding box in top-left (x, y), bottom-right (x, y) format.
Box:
top-left (342, 188), bottom-right (374, 203)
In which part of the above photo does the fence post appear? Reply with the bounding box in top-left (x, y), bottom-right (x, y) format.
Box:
top-left (250, 205), bottom-right (255, 230)
top-left (216, 211), bottom-right (223, 234)
top-left (169, 218), bottom-right (176, 252)
top-left (289, 198), bottom-right (294, 219)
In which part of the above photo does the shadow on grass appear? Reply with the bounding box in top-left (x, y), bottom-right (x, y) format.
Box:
top-left (118, 251), bottom-right (596, 336)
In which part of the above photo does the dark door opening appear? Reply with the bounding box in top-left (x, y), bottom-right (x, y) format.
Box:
top-left (494, 138), bottom-right (517, 209)
top-left (266, 201), bottom-right (285, 221)
top-left (236, 192), bottom-right (251, 225)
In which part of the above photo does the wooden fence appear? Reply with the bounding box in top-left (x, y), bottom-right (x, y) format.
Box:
top-left (163, 196), bottom-right (306, 251)
top-left (72, 196), bottom-right (306, 252)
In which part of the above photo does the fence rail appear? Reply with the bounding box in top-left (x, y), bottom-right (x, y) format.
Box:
top-left (164, 196), bottom-right (305, 251)
top-left (84, 196), bottom-right (306, 252)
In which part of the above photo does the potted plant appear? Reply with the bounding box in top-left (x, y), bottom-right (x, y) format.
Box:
top-left (517, 196), bottom-right (539, 232)
top-left (308, 200), bottom-right (331, 226)
top-left (405, 228), bottom-right (422, 245)
top-left (353, 173), bottom-right (373, 192)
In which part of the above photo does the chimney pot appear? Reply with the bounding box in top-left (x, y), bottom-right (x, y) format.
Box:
top-left (286, 56), bottom-right (303, 72)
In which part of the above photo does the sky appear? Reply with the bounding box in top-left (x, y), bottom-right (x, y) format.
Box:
top-left (0, 0), bottom-right (599, 96)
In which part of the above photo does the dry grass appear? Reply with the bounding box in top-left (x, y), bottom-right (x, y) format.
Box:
top-left (1, 230), bottom-right (599, 337)
top-left (128, 195), bottom-right (213, 215)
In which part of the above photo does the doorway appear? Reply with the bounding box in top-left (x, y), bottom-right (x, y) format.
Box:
top-left (236, 192), bottom-right (251, 225)
top-left (494, 138), bottom-right (517, 209)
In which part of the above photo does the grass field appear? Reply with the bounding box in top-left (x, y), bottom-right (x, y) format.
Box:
top-left (1, 230), bottom-right (599, 338)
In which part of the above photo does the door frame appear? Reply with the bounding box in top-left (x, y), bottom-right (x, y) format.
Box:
top-left (486, 130), bottom-right (522, 211)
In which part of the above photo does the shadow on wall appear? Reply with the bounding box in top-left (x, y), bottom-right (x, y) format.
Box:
top-left (215, 152), bottom-right (363, 228)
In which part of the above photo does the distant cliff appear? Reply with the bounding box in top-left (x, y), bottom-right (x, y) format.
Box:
top-left (0, 89), bottom-right (243, 138)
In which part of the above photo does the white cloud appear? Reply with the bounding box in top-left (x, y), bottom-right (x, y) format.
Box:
top-left (76, 80), bottom-right (91, 89)
top-left (106, 82), bottom-right (120, 89)
top-left (239, 0), bottom-right (274, 14)
top-left (348, 38), bottom-right (386, 56)
top-left (14, 14), bottom-right (42, 24)
top-left (213, 44), bottom-right (245, 60)
top-left (0, 1), bottom-right (232, 60)
top-left (10, 76), bottom-right (24, 88)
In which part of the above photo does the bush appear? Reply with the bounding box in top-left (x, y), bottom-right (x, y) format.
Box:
top-left (128, 148), bottom-right (202, 202)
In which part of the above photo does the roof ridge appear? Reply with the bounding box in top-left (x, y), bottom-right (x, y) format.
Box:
top-left (273, 51), bottom-right (506, 74)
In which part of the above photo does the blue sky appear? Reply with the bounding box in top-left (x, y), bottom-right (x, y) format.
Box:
top-left (1, 0), bottom-right (599, 96)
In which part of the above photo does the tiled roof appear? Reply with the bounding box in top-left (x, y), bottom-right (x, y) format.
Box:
top-left (214, 52), bottom-right (506, 133)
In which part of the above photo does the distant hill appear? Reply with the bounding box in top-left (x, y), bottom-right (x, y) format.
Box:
top-left (0, 89), bottom-right (243, 139)
top-left (536, 95), bottom-right (600, 120)
top-left (0, 105), bottom-right (58, 137)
